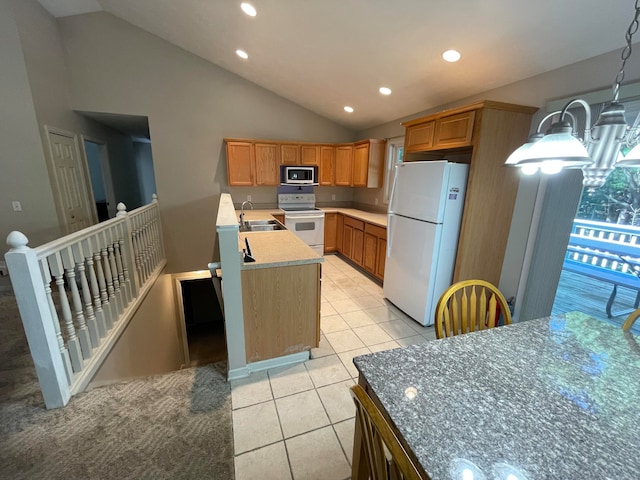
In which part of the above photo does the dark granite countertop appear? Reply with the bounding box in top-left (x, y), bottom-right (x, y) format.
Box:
top-left (353, 312), bottom-right (640, 480)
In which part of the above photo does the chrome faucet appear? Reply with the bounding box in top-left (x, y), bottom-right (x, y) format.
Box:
top-left (240, 200), bottom-right (254, 229)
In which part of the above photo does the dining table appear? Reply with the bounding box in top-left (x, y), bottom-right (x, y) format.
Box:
top-left (352, 312), bottom-right (640, 480)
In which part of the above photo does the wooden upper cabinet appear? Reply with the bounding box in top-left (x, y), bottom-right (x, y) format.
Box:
top-left (434, 111), bottom-right (475, 149)
top-left (353, 140), bottom-right (386, 188)
top-left (254, 143), bottom-right (279, 185)
top-left (405, 121), bottom-right (435, 153)
top-left (280, 144), bottom-right (300, 165)
top-left (319, 146), bottom-right (335, 185)
top-left (225, 137), bottom-right (385, 188)
top-left (353, 143), bottom-right (369, 187)
top-left (226, 141), bottom-right (254, 186)
top-left (402, 108), bottom-right (476, 154)
top-left (335, 145), bottom-right (354, 186)
top-left (300, 145), bottom-right (320, 165)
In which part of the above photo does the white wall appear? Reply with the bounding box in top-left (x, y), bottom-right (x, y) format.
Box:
top-left (4, 0), bottom-right (143, 243)
top-left (0, 0), bottom-right (61, 248)
top-left (56, 12), bottom-right (355, 273)
top-left (89, 273), bottom-right (184, 387)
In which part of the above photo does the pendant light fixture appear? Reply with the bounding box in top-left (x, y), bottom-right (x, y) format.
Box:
top-left (505, 0), bottom-right (640, 189)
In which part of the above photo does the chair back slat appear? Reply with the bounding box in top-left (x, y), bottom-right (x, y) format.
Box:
top-left (623, 308), bottom-right (640, 331)
top-left (351, 385), bottom-right (422, 480)
top-left (435, 280), bottom-right (512, 339)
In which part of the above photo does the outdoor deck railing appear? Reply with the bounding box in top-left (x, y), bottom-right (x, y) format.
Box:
top-left (4, 195), bottom-right (165, 408)
top-left (563, 219), bottom-right (640, 317)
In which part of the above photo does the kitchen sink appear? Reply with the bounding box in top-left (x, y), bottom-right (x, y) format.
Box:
top-left (239, 219), bottom-right (286, 232)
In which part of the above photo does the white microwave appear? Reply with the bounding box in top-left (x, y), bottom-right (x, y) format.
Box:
top-left (280, 166), bottom-right (318, 185)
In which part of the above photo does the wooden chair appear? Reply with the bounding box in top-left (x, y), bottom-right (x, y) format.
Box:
top-left (351, 385), bottom-right (422, 480)
top-left (434, 279), bottom-right (512, 339)
top-left (623, 307), bottom-right (640, 331)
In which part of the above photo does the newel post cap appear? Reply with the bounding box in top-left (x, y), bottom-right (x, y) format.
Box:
top-left (116, 202), bottom-right (128, 217)
top-left (6, 231), bottom-right (29, 250)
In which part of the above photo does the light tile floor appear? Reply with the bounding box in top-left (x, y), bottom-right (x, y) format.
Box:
top-left (231, 254), bottom-right (437, 480)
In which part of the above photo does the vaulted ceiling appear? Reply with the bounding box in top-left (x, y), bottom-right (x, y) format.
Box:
top-left (38, 0), bottom-right (636, 130)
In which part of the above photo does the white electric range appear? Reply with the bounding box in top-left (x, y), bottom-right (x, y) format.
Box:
top-left (278, 190), bottom-right (325, 256)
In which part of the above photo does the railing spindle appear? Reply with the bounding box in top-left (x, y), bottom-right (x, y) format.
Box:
top-left (61, 247), bottom-right (92, 360)
top-left (48, 253), bottom-right (83, 373)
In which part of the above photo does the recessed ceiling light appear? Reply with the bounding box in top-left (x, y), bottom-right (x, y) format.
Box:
top-left (442, 49), bottom-right (461, 62)
top-left (240, 2), bottom-right (256, 17)
top-left (344, 106), bottom-right (354, 113)
top-left (236, 49), bottom-right (249, 59)
top-left (379, 87), bottom-right (392, 95)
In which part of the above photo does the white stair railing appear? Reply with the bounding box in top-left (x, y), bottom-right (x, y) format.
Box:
top-left (4, 195), bottom-right (166, 409)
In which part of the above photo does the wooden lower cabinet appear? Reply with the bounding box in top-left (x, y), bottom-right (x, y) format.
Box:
top-left (324, 212), bottom-right (338, 253)
top-left (331, 214), bottom-right (387, 281)
top-left (241, 263), bottom-right (320, 363)
top-left (336, 213), bottom-right (344, 253)
top-left (363, 223), bottom-right (387, 281)
top-left (342, 216), bottom-right (365, 267)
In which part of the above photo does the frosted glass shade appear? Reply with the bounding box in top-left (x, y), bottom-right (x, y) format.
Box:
top-left (617, 143), bottom-right (640, 166)
top-left (524, 132), bottom-right (592, 167)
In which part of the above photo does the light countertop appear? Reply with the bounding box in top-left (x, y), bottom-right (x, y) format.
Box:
top-left (237, 207), bottom-right (387, 227)
top-left (238, 230), bottom-right (322, 270)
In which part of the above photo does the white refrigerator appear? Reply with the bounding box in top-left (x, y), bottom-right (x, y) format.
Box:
top-left (383, 161), bottom-right (469, 326)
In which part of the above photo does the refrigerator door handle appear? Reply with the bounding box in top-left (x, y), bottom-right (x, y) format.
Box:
top-left (387, 164), bottom-right (400, 214)
top-left (387, 213), bottom-right (394, 257)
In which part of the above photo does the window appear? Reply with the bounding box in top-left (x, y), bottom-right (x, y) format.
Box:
top-left (383, 136), bottom-right (404, 204)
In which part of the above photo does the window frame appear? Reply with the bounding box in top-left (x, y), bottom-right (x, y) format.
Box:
top-left (383, 136), bottom-right (404, 204)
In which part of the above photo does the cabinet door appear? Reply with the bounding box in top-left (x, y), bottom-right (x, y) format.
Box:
top-left (353, 143), bottom-right (369, 187)
top-left (301, 145), bottom-right (320, 165)
top-left (363, 232), bottom-right (377, 273)
top-left (319, 146), bottom-right (335, 185)
top-left (352, 228), bottom-right (364, 265)
top-left (343, 224), bottom-right (353, 258)
top-left (434, 111), bottom-right (475, 148)
top-left (405, 121), bottom-right (435, 153)
top-left (376, 237), bottom-right (386, 280)
top-left (324, 212), bottom-right (338, 253)
top-left (336, 213), bottom-right (344, 253)
top-left (226, 141), bottom-right (254, 186)
top-left (280, 144), bottom-right (300, 165)
top-left (254, 143), bottom-right (279, 185)
top-left (335, 145), bottom-right (353, 186)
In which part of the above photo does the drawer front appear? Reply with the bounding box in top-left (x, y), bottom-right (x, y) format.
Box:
top-left (365, 222), bottom-right (386, 239)
top-left (344, 216), bottom-right (364, 231)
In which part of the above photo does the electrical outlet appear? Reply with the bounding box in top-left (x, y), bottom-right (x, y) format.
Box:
top-left (375, 198), bottom-right (379, 205)
top-left (12, 201), bottom-right (22, 212)
top-left (247, 195), bottom-right (252, 202)
top-left (331, 194), bottom-right (336, 201)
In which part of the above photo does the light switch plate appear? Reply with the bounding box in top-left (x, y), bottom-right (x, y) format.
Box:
top-left (12, 201), bottom-right (22, 212)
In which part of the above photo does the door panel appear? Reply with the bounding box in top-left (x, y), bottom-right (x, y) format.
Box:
top-left (47, 130), bottom-right (95, 233)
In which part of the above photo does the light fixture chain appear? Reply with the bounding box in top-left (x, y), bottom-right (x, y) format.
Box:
top-left (613, 0), bottom-right (640, 101)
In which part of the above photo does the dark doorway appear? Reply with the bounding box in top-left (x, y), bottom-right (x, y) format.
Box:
top-left (180, 278), bottom-right (226, 366)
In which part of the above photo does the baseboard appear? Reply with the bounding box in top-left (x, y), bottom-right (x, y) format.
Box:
top-left (227, 350), bottom-right (310, 381)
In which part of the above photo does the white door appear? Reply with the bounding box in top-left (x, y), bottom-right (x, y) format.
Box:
top-left (46, 127), bottom-right (95, 233)
top-left (383, 214), bottom-right (441, 325)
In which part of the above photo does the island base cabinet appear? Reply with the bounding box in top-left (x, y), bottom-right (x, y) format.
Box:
top-left (241, 263), bottom-right (320, 363)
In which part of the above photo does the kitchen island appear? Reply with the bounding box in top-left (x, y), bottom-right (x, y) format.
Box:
top-left (215, 194), bottom-right (322, 379)
top-left (239, 230), bottom-right (321, 363)
top-left (351, 312), bottom-right (640, 479)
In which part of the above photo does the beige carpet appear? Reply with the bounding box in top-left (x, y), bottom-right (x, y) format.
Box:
top-left (0, 283), bottom-right (235, 480)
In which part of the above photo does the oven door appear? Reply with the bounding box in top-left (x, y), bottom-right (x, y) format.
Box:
top-left (284, 212), bottom-right (325, 253)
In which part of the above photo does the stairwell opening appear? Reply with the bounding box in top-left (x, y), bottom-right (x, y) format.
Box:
top-left (180, 278), bottom-right (227, 367)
